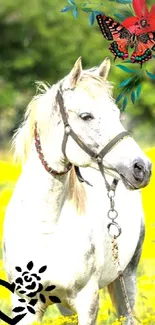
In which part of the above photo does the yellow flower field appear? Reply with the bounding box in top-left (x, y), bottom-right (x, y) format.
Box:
top-left (0, 148), bottom-right (155, 324)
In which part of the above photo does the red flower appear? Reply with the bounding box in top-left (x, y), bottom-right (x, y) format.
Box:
top-left (122, 0), bottom-right (155, 35)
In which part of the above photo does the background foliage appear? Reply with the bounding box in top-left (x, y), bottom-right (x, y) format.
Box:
top-left (0, 0), bottom-right (155, 324)
top-left (0, 0), bottom-right (155, 149)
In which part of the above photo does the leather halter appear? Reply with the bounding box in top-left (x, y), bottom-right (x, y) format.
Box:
top-left (56, 88), bottom-right (130, 191)
top-left (34, 86), bottom-right (130, 190)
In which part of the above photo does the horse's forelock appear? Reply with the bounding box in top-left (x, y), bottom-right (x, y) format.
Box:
top-left (79, 71), bottom-right (113, 97)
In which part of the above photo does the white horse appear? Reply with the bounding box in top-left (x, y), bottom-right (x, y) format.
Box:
top-left (3, 57), bottom-right (151, 325)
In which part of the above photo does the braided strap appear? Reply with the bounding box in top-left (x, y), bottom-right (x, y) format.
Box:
top-left (34, 122), bottom-right (72, 176)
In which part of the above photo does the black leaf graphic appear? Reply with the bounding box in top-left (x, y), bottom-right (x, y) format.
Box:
top-left (22, 271), bottom-right (28, 276)
top-left (25, 281), bottom-right (36, 290)
top-left (12, 306), bottom-right (25, 313)
top-left (49, 296), bottom-right (61, 303)
top-left (15, 266), bottom-right (22, 272)
top-left (31, 274), bottom-right (41, 281)
top-left (40, 294), bottom-right (46, 304)
top-left (38, 265), bottom-right (47, 273)
top-left (15, 277), bottom-right (23, 285)
top-left (27, 261), bottom-right (34, 271)
top-left (45, 285), bottom-right (56, 291)
top-left (16, 285), bottom-right (21, 290)
top-left (18, 290), bottom-right (26, 294)
top-left (26, 291), bottom-right (37, 298)
top-left (27, 306), bottom-right (35, 314)
top-left (29, 299), bottom-right (38, 306)
top-left (36, 283), bottom-right (43, 293)
top-left (18, 299), bottom-right (26, 303)
top-left (24, 275), bottom-right (32, 282)
top-left (36, 276), bottom-right (41, 281)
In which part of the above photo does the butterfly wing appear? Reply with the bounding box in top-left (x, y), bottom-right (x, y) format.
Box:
top-left (131, 32), bottom-right (155, 64)
top-left (147, 31), bottom-right (155, 51)
top-left (96, 15), bottom-right (131, 60)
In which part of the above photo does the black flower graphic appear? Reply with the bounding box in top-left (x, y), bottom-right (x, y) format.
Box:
top-left (0, 261), bottom-right (61, 324)
top-left (15, 261), bottom-right (46, 298)
top-left (12, 298), bottom-right (38, 315)
top-left (14, 261), bottom-right (61, 311)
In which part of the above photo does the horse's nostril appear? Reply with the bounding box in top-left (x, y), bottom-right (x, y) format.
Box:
top-left (133, 161), bottom-right (145, 181)
top-left (134, 162), bottom-right (144, 172)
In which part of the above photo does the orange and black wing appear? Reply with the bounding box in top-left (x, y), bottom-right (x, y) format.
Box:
top-left (96, 15), bottom-right (131, 60)
top-left (131, 32), bottom-right (155, 64)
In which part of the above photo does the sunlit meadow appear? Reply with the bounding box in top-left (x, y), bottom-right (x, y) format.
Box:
top-left (0, 148), bottom-right (155, 324)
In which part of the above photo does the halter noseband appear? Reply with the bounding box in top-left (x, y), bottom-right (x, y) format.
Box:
top-left (34, 87), bottom-right (130, 190)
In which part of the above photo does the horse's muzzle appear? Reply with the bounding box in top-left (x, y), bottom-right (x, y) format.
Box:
top-left (132, 158), bottom-right (152, 186)
top-left (118, 157), bottom-right (152, 190)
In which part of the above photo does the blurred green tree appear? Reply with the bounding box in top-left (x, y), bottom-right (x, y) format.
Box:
top-left (0, 0), bottom-right (154, 147)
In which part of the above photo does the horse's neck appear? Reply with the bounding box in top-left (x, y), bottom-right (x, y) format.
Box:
top-left (21, 149), bottom-right (70, 224)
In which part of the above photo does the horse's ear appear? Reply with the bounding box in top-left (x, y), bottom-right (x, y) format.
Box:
top-left (69, 57), bottom-right (82, 87)
top-left (98, 57), bottom-right (111, 80)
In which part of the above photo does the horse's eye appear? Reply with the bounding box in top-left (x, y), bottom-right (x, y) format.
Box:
top-left (80, 113), bottom-right (93, 121)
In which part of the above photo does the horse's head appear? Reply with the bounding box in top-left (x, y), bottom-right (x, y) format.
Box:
top-left (57, 57), bottom-right (151, 189)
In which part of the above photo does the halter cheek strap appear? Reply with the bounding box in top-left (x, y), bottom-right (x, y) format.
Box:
top-left (95, 132), bottom-right (130, 191)
top-left (56, 89), bottom-right (130, 191)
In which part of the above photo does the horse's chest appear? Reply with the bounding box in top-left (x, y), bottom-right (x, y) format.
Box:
top-left (95, 209), bottom-right (142, 287)
top-left (82, 185), bottom-right (143, 287)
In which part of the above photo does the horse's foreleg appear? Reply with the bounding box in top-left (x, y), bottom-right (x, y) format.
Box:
top-left (108, 222), bottom-right (145, 325)
top-left (12, 293), bottom-right (46, 324)
top-left (75, 278), bottom-right (99, 325)
top-left (57, 279), bottom-right (99, 325)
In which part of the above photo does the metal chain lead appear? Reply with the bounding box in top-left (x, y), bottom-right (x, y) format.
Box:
top-left (107, 187), bottom-right (135, 325)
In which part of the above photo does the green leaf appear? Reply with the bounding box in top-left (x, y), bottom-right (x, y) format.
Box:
top-left (119, 77), bottom-right (133, 88)
top-left (122, 60), bottom-right (132, 63)
top-left (121, 96), bottom-right (128, 111)
top-left (94, 10), bottom-right (104, 16)
top-left (116, 0), bottom-right (132, 3)
top-left (146, 70), bottom-right (155, 79)
top-left (68, 0), bottom-right (75, 4)
top-left (61, 6), bottom-right (73, 12)
top-left (81, 8), bottom-right (92, 13)
top-left (136, 83), bottom-right (142, 99)
top-left (82, 2), bottom-right (87, 7)
top-left (114, 13), bottom-right (127, 20)
top-left (88, 12), bottom-right (95, 26)
top-left (72, 6), bottom-right (78, 18)
top-left (131, 90), bottom-right (136, 104)
top-left (116, 92), bottom-right (124, 103)
top-left (116, 64), bottom-right (137, 73)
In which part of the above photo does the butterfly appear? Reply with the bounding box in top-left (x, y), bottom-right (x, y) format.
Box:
top-left (96, 15), bottom-right (155, 65)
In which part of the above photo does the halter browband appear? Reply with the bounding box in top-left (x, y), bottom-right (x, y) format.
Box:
top-left (34, 86), bottom-right (130, 190)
